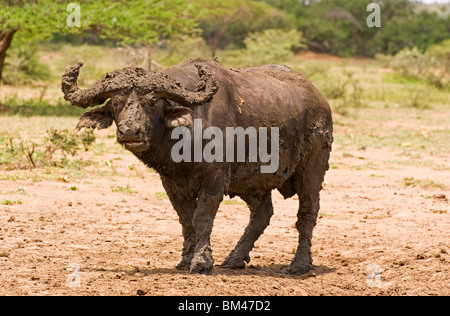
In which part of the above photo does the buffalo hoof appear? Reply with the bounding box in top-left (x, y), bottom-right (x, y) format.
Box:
top-left (221, 251), bottom-right (249, 269)
top-left (176, 259), bottom-right (191, 271)
top-left (189, 260), bottom-right (213, 274)
top-left (189, 246), bottom-right (214, 274)
top-left (283, 262), bottom-right (314, 275)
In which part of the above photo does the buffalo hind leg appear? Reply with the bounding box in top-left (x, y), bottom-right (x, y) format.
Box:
top-left (289, 141), bottom-right (330, 274)
top-left (222, 191), bottom-right (273, 269)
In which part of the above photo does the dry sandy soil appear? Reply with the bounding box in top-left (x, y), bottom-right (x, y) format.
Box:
top-left (0, 131), bottom-right (448, 296)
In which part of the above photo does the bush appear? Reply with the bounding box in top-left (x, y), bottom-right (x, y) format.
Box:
top-left (388, 42), bottom-right (450, 89)
top-left (45, 128), bottom-right (96, 159)
top-left (222, 29), bottom-right (304, 67)
top-left (324, 71), bottom-right (363, 115)
top-left (153, 35), bottom-right (211, 67)
top-left (0, 137), bottom-right (35, 169)
top-left (426, 39), bottom-right (450, 89)
top-left (3, 45), bottom-right (51, 85)
top-left (390, 47), bottom-right (433, 80)
top-left (300, 65), bottom-right (364, 115)
top-left (295, 61), bottom-right (331, 79)
top-left (0, 129), bottom-right (95, 170)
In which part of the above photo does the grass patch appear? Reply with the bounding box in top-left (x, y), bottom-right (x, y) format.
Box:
top-left (112, 185), bottom-right (137, 195)
top-left (430, 209), bottom-right (447, 214)
top-left (0, 168), bottom-right (88, 182)
top-left (402, 177), bottom-right (447, 190)
top-left (0, 97), bottom-right (86, 117)
top-left (382, 72), bottom-right (428, 85)
top-left (221, 198), bottom-right (245, 205)
top-left (154, 192), bottom-right (168, 200)
top-left (334, 110), bottom-right (450, 154)
top-left (1, 200), bottom-right (22, 205)
top-left (370, 174), bottom-right (386, 178)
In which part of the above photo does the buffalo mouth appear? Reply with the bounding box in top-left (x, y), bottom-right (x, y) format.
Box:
top-left (120, 139), bottom-right (148, 152)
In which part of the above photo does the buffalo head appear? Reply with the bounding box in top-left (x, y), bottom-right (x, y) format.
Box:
top-left (61, 62), bottom-right (218, 153)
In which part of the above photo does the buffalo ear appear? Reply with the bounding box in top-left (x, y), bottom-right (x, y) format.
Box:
top-left (76, 103), bottom-right (113, 131)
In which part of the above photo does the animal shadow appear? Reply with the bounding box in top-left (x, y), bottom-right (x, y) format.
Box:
top-left (90, 264), bottom-right (335, 280)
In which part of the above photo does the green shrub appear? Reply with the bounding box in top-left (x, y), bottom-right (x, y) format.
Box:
top-left (313, 70), bottom-right (364, 115)
top-left (0, 129), bottom-right (95, 170)
top-left (222, 29), bottom-right (304, 67)
top-left (3, 45), bottom-right (51, 85)
top-left (390, 47), bottom-right (433, 80)
top-left (0, 137), bottom-right (33, 168)
top-left (426, 39), bottom-right (450, 89)
top-left (388, 42), bottom-right (450, 89)
top-left (154, 35), bottom-right (211, 67)
top-left (45, 128), bottom-right (96, 159)
top-left (295, 61), bottom-right (331, 79)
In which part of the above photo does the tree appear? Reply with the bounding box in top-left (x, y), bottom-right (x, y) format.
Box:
top-left (193, 0), bottom-right (294, 57)
top-left (0, 0), bottom-right (197, 82)
top-left (0, 0), bottom-right (61, 82)
top-left (80, 0), bottom-right (197, 69)
top-left (0, 29), bottom-right (16, 81)
top-left (292, 0), bottom-right (417, 56)
top-left (264, 0), bottom-right (450, 57)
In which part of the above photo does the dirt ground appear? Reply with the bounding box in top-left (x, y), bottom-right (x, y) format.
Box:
top-left (0, 130), bottom-right (449, 296)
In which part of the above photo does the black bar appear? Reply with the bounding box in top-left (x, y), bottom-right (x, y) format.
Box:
top-left (172, 297), bottom-right (275, 313)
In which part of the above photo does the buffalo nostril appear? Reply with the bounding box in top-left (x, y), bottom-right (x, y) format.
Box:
top-left (135, 129), bottom-right (141, 137)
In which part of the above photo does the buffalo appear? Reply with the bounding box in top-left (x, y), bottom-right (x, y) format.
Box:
top-left (61, 58), bottom-right (333, 274)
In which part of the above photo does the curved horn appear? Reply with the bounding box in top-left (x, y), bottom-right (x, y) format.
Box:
top-left (61, 62), bottom-right (133, 108)
top-left (152, 64), bottom-right (218, 107)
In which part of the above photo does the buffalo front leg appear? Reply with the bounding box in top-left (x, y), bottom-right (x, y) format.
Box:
top-left (222, 191), bottom-right (273, 269)
top-left (174, 200), bottom-right (197, 271)
top-left (189, 175), bottom-right (224, 274)
top-left (161, 178), bottom-right (197, 271)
